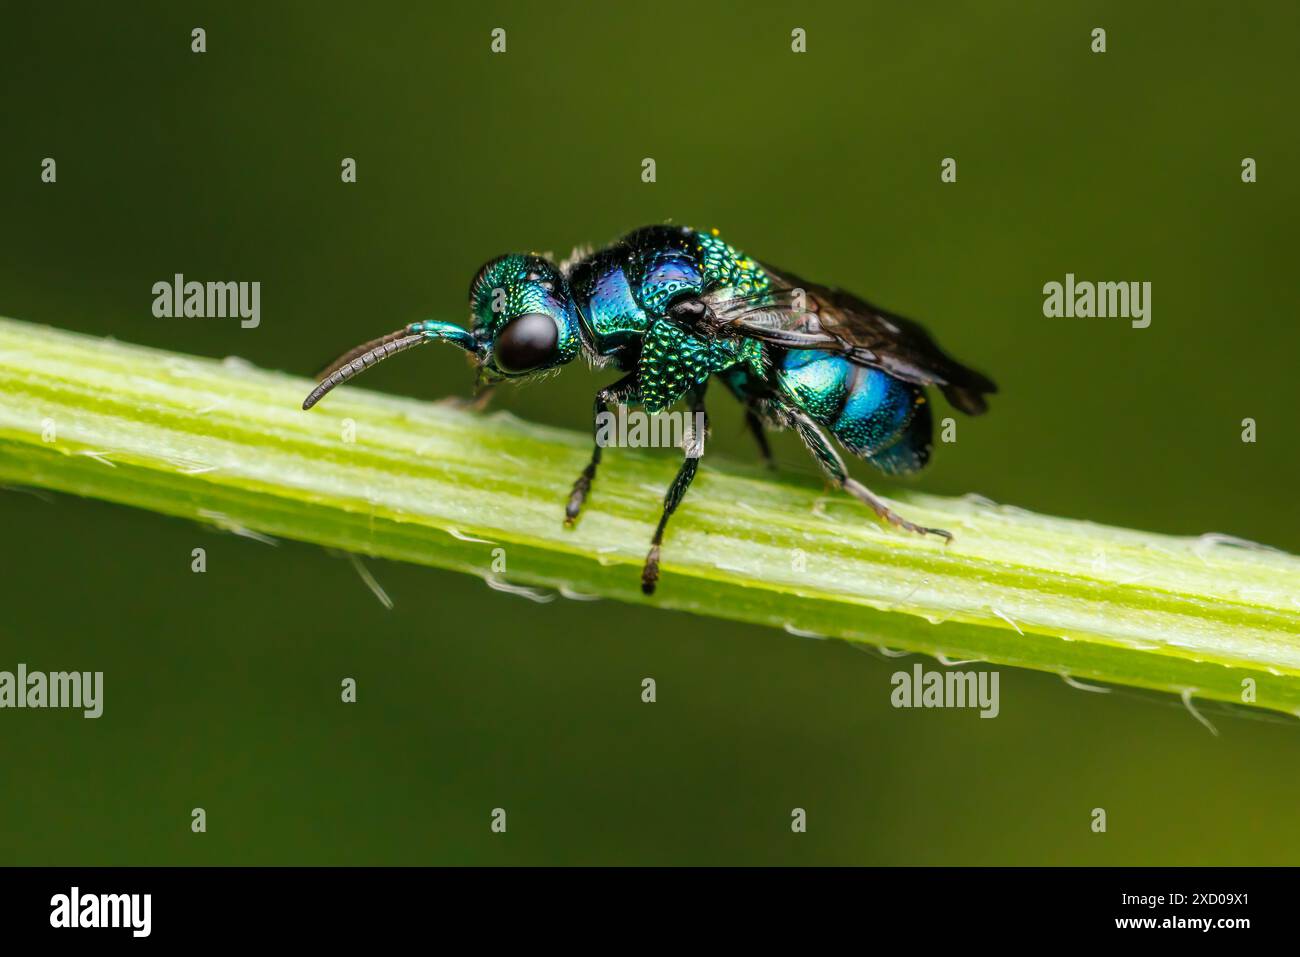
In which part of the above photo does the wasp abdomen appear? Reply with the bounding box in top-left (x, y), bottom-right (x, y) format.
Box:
top-left (775, 350), bottom-right (932, 475)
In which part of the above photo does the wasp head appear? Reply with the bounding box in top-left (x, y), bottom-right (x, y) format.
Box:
top-left (468, 253), bottom-right (582, 383)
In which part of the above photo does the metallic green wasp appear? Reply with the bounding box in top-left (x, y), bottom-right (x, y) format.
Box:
top-left (304, 225), bottom-right (996, 594)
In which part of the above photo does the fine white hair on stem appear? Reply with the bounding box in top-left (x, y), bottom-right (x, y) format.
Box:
top-left (348, 554), bottom-right (393, 610)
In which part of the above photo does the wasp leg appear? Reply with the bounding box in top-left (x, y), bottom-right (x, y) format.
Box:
top-left (565, 373), bottom-right (639, 525)
top-left (744, 407), bottom-right (776, 469)
top-left (787, 408), bottom-right (951, 541)
top-left (642, 389), bottom-right (708, 595)
top-left (716, 370), bottom-right (776, 469)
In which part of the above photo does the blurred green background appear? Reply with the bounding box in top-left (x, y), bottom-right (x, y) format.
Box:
top-left (1, 1), bottom-right (1297, 864)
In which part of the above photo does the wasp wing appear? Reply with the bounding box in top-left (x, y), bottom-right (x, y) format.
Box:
top-left (705, 264), bottom-right (997, 415)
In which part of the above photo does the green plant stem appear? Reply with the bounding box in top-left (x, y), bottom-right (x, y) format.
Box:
top-left (1, 316), bottom-right (1298, 717)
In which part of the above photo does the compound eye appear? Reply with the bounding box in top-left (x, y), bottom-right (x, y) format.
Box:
top-left (493, 313), bottom-right (559, 374)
